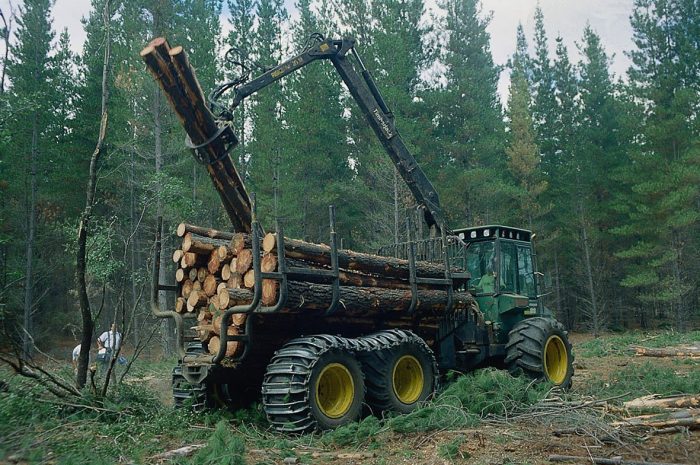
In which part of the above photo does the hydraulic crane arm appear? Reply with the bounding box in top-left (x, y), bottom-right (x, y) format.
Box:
top-left (213, 36), bottom-right (448, 235)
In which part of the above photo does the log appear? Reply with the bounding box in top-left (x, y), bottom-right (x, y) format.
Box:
top-left (197, 267), bottom-right (207, 283)
top-left (207, 249), bottom-right (221, 274)
top-left (172, 249), bottom-right (184, 263)
top-left (226, 288), bottom-right (256, 307)
top-left (216, 245), bottom-right (232, 261)
top-left (221, 263), bottom-right (231, 281)
top-left (209, 293), bottom-right (220, 310)
top-left (182, 232), bottom-right (229, 255)
top-left (631, 346), bottom-right (700, 358)
top-left (243, 269), bottom-right (255, 288)
top-left (197, 308), bottom-right (210, 322)
top-left (180, 252), bottom-right (199, 268)
top-left (194, 324), bottom-right (214, 342)
top-left (218, 286), bottom-right (230, 309)
top-left (261, 253), bottom-right (277, 273)
top-left (236, 249), bottom-right (253, 274)
top-left (624, 394), bottom-right (700, 410)
top-left (168, 46), bottom-right (252, 231)
top-left (203, 274), bottom-right (218, 297)
top-left (548, 455), bottom-right (685, 465)
top-left (181, 279), bottom-right (194, 299)
top-left (188, 268), bottom-right (198, 282)
top-left (141, 40), bottom-right (251, 231)
top-left (187, 290), bottom-right (208, 312)
top-left (263, 233), bottom-right (457, 280)
top-left (262, 279), bottom-right (279, 306)
top-left (192, 280), bottom-right (202, 291)
top-left (207, 335), bottom-right (239, 357)
top-left (175, 268), bottom-right (186, 283)
top-left (231, 233), bottom-right (252, 255)
top-left (176, 223), bottom-right (234, 241)
top-left (175, 297), bottom-right (186, 313)
top-left (281, 281), bottom-right (474, 315)
top-left (227, 272), bottom-right (242, 289)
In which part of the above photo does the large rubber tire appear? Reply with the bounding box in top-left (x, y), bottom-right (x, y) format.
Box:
top-left (505, 317), bottom-right (574, 388)
top-left (261, 335), bottom-right (365, 433)
top-left (358, 330), bottom-right (438, 414)
top-left (172, 342), bottom-right (238, 410)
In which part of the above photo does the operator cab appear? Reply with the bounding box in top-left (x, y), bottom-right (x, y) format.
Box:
top-left (455, 225), bottom-right (541, 316)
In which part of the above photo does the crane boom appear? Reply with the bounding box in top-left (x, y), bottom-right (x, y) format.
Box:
top-left (215, 37), bottom-right (448, 234)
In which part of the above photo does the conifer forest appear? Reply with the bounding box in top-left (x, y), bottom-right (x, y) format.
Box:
top-left (0, 0), bottom-right (698, 359)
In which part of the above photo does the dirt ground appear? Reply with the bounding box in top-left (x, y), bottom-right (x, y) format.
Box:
top-left (243, 332), bottom-right (699, 465)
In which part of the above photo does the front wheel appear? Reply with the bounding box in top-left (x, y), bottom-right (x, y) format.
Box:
top-left (505, 317), bottom-right (574, 388)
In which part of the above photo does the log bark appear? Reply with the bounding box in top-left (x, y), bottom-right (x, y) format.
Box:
top-left (631, 346), bottom-right (700, 358)
top-left (624, 394), bottom-right (700, 410)
top-left (548, 455), bottom-right (685, 465)
top-left (263, 233), bottom-right (456, 280)
top-left (182, 232), bottom-right (229, 255)
top-left (176, 223), bottom-right (234, 241)
top-left (141, 42), bottom-right (251, 231)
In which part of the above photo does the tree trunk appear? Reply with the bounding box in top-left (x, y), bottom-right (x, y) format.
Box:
top-left (76, 0), bottom-right (111, 389)
top-left (22, 110), bottom-right (37, 359)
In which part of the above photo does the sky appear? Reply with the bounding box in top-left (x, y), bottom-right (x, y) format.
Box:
top-left (1, 0), bottom-right (636, 101)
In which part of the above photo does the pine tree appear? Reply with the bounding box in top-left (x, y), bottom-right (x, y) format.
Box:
top-left (435, 0), bottom-right (507, 227)
top-left (5, 0), bottom-right (59, 356)
top-left (530, 6), bottom-right (557, 168)
top-left (614, 0), bottom-right (700, 330)
top-left (505, 38), bottom-right (547, 231)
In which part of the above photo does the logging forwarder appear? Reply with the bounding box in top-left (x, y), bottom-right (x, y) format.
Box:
top-left (143, 34), bottom-right (574, 433)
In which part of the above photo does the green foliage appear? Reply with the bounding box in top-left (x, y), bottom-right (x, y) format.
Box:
top-left (320, 415), bottom-right (382, 447)
top-left (387, 368), bottom-right (548, 433)
top-left (190, 420), bottom-right (246, 465)
top-left (438, 435), bottom-right (468, 461)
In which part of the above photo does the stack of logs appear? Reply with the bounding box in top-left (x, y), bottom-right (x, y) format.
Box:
top-left (173, 222), bottom-right (473, 359)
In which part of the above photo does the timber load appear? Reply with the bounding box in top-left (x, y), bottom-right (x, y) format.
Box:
top-left (140, 38), bottom-right (252, 232)
top-left (171, 223), bottom-right (473, 358)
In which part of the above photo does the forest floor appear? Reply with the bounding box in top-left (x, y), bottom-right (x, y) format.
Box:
top-left (1, 330), bottom-right (699, 465)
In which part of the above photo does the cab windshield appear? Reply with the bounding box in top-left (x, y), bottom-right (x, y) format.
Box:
top-left (466, 241), bottom-right (496, 294)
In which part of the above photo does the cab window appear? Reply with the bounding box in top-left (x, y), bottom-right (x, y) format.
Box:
top-left (466, 241), bottom-right (496, 294)
top-left (517, 245), bottom-right (536, 297)
top-left (499, 242), bottom-right (518, 293)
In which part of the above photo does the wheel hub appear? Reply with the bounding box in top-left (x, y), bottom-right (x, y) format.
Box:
top-left (392, 355), bottom-right (424, 404)
top-left (544, 335), bottom-right (568, 384)
top-left (316, 363), bottom-right (354, 418)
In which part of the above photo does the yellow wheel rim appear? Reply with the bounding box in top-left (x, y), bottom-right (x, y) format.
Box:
top-left (315, 363), bottom-right (354, 419)
top-left (544, 335), bottom-right (568, 385)
top-left (392, 355), bottom-right (424, 404)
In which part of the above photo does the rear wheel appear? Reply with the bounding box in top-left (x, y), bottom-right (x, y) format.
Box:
top-left (359, 330), bottom-right (437, 414)
top-left (262, 335), bottom-right (365, 433)
top-left (505, 317), bottom-right (574, 388)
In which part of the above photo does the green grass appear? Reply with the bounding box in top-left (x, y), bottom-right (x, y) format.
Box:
top-left (577, 330), bottom-right (700, 357)
top-left (580, 361), bottom-right (700, 401)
